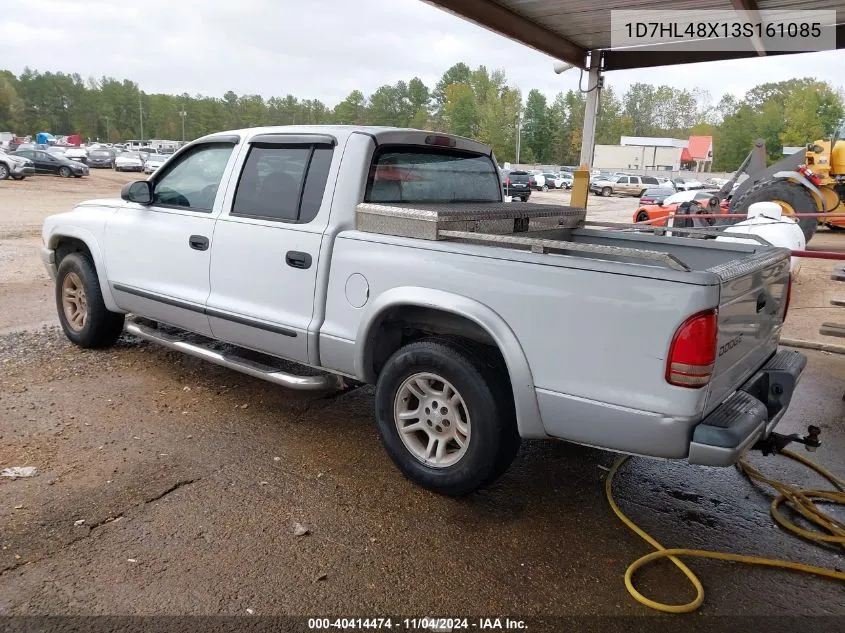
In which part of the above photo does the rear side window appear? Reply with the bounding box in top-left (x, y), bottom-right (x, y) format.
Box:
top-left (642, 176), bottom-right (658, 185)
top-left (365, 146), bottom-right (500, 203)
top-left (232, 144), bottom-right (334, 223)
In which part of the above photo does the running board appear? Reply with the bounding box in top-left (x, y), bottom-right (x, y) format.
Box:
top-left (124, 320), bottom-right (343, 391)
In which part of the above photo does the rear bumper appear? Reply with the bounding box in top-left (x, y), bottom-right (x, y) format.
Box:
top-left (687, 348), bottom-right (807, 466)
top-left (11, 164), bottom-right (35, 176)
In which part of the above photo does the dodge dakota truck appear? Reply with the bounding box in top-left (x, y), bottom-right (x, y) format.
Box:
top-left (41, 126), bottom-right (806, 496)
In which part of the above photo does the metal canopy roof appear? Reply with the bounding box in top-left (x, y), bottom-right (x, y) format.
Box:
top-left (425, 0), bottom-right (845, 70)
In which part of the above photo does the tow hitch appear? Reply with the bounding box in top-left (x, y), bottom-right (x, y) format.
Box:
top-left (754, 425), bottom-right (822, 456)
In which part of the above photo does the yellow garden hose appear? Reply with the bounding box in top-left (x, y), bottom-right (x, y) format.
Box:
top-left (606, 449), bottom-right (845, 614)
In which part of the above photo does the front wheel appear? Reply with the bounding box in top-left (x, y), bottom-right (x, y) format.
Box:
top-left (0, 164), bottom-right (9, 180)
top-left (56, 253), bottom-right (125, 348)
top-left (602, 187), bottom-right (611, 197)
top-left (59, 166), bottom-right (72, 178)
top-left (635, 211), bottom-right (650, 223)
top-left (375, 340), bottom-right (520, 497)
top-left (541, 184), bottom-right (549, 192)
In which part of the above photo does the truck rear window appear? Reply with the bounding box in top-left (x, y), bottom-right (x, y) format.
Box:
top-left (365, 146), bottom-right (500, 204)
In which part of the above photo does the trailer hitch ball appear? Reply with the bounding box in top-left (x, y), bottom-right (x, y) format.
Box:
top-left (805, 425), bottom-right (821, 452)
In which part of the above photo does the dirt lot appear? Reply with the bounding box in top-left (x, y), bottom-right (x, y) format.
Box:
top-left (0, 171), bottom-right (844, 625)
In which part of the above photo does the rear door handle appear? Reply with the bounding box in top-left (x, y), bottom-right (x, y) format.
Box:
top-left (189, 235), bottom-right (209, 251)
top-left (286, 251), bottom-right (312, 269)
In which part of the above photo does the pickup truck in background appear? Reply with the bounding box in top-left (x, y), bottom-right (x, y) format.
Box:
top-left (41, 126), bottom-right (805, 497)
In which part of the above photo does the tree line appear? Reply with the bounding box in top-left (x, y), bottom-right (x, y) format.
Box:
top-left (0, 65), bottom-right (842, 171)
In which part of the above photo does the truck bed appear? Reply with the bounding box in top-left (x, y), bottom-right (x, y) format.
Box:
top-left (356, 201), bottom-right (785, 279)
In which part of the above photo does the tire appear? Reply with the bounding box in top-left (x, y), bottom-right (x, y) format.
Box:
top-left (639, 189), bottom-right (647, 198)
top-left (375, 340), bottom-right (520, 497)
top-left (635, 211), bottom-right (650, 223)
top-left (55, 253), bottom-right (125, 348)
top-left (59, 166), bottom-right (72, 178)
top-left (541, 184), bottom-right (549, 192)
top-left (0, 163), bottom-right (9, 180)
top-left (601, 187), bottom-right (611, 197)
top-left (730, 179), bottom-right (818, 243)
top-left (521, 196), bottom-right (528, 202)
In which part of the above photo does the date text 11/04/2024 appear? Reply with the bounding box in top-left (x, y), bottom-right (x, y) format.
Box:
top-left (624, 21), bottom-right (822, 39)
top-left (307, 617), bottom-right (528, 630)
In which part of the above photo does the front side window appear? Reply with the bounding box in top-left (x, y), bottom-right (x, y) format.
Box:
top-left (152, 143), bottom-right (234, 212)
top-left (231, 144), bottom-right (334, 223)
top-left (616, 176), bottom-right (628, 184)
top-left (365, 146), bottom-right (500, 203)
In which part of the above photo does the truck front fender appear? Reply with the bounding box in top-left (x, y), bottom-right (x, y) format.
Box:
top-left (355, 287), bottom-right (546, 439)
top-left (772, 170), bottom-right (831, 211)
top-left (46, 226), bottom-right (120, 312)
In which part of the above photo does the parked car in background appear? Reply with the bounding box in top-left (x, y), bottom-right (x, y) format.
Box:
top-left (115, 151), bottom-right (145, 172)
top-left (138, 147), bottom-right (159, 156)
top-left (143, 153), bottom-right (168, 174)
top-left (590, 174), bottom-right (660, 197)
top-left (673, 177), bottom-right (705, 191)
top-left (64, 147), bottom-right (88, 164)
top-left (87, 148), bottom-right (116, 169)
top-left (655, 177), bottom-right (675, 189)
top-left (500, 169), bottom-right (531, 201)
top-left (554, 172), bottom-right (573, 189)
top-left (0, 149), bottom-right (35, 180)
top-left (46, 146), bottom-right (67, 157)
top-left (528, 173), bottom-right (546, 191)
top-left (14, 148), bottom-right (89, 177)
top-left (633, 189), bottom-right (727, 225)
top-left (638, 187), bottom-right (677, 207)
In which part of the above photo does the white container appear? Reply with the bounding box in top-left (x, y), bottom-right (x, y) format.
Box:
top-left (715, 202), bottom-right (805, 273)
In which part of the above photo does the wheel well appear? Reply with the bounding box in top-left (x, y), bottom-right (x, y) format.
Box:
top-left (53, 237), bottom-right (93, 266)
top-left (365, 305), bottom-right (510, 384)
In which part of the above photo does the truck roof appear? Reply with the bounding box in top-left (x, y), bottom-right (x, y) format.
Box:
top-left (194, 125), bottom-right (493, 156)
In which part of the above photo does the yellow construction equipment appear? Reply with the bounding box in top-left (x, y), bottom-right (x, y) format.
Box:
top-left (729, 138), bottom-right (845, 243)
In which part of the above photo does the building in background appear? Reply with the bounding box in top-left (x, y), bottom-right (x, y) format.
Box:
top-left (593, 135), bottom-right (713, 172)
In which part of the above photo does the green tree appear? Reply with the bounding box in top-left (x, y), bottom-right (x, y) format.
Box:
top-left (522, 89), bottom-right (550, 163)
top-left (443, 83), bottom-right (478, 137)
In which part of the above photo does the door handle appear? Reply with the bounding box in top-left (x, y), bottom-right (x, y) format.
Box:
top-left (285, 251), bottom-right (312, 269)
top-left (189, 235), bottom-right (209, 251)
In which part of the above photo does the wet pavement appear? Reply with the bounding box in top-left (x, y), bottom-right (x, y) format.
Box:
top-left (1, 328), bottom-right (843, 625)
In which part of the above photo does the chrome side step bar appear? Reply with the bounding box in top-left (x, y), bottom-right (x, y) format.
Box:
top-left (125, 320), bottom-right (343, 391)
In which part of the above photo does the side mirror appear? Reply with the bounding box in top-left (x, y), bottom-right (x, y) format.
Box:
top-left (121, 180), bottom-right (153, 205)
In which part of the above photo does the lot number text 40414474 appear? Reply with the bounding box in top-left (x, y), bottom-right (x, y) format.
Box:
top-left (307, 617), bottom-right (528, 630)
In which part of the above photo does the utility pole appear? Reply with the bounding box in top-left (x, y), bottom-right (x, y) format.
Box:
top-left (104, 116), bottom-right (110, 142)
top-left (139, 93), bottom-right (144, 142)
top-left (179, 110), bottom-right (187, 142)
top-left (515, 113), bottom-right (522, 164)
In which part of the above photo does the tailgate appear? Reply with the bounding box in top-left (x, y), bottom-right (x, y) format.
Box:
top-left (704, 249), bottom-right (791, 415)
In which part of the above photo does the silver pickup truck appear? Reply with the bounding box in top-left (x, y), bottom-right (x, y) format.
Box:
top-left (41, 126), bottom-right (805, 496)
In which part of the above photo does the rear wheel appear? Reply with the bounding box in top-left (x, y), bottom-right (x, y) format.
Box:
top-left (730, 179), bottom-right (818, 243)
top-left (56, 253), bottom-right (125, 348)
top-left (375, 340), bottom-right (520, 497)
top-left (59, 166), bottom-right (72, 178)
top-left (602, 187), bottom-right (611, 197)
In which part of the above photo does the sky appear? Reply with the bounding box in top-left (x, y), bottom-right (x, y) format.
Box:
top-left (2, 0), bottom-right (844, 108)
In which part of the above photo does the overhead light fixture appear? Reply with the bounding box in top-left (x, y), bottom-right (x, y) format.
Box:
top-left (553, 61), bottom-right (574, 74)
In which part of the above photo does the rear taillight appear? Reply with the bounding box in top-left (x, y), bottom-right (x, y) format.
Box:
top-left (784, 274), bottom-right (792, 319)
top-left (666, 309), bottom-right (718, 388)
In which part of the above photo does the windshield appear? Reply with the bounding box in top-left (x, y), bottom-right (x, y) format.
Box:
top-left (364, 147), bottom-right (500, 203)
